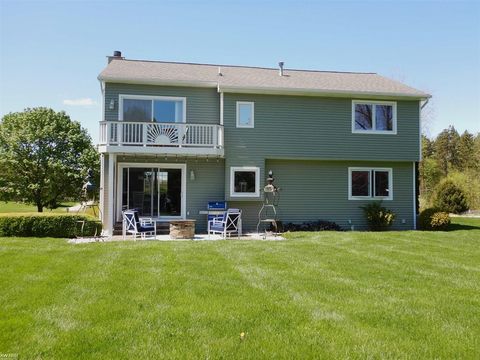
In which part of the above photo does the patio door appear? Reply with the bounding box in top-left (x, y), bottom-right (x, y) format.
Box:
top-left (120, 164), bottom-right (185, 219)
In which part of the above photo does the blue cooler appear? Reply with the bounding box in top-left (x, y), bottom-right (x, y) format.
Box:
top-left (207, 201), bottom-right (227, 222)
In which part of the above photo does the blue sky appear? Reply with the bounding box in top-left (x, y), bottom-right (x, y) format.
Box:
top-left (1, 0), bottom-right (479, 143)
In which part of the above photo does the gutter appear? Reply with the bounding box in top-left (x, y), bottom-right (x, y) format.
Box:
top-left (218, 85), bottom-right (431, 101)
top-left (420, 97), bottom-right (430, 109)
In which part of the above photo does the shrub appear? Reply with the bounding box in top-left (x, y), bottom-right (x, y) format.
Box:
top-left (360, 202), bottom-right (396, 231)
top-left (434, 180), bottom-right (469, 214)
top-left (442, 171), bottom-right (480, 210)
top-left (282, 220), bottom-right (342, 232)
top-left (418, 208), bottom-right (450, 231)
top-left (0, 214), bottom-right (102, 238)
top-left (430, 212), bottom-right (451, 231)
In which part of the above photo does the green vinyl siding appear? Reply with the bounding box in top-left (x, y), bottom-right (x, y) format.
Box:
top-left (185, 159), bottom-right (225, 232)
top-left (223, 93), bottom-right (419, 203)
top-left (223, 93), bottom-right (420, 162)
top-left (104, 83), bottom-right (219, 124)
top-left (234, 160), bottom-right (415, 231)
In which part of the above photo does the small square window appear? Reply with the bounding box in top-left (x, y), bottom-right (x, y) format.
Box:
top-left (230, 167), bottom-right (260, 197)
top-left (234, 172), bottom-right (256, 193)
top-left (236, 102), bottom-right (254, 128)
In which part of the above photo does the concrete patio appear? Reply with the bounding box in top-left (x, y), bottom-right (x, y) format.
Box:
top-left (68, 233), bottom-right (285, 244)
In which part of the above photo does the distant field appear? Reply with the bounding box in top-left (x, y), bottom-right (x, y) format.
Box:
top-left (0, 201), bottom-right (75, 213)
top-left (0, 201), bottom-right (100, 217)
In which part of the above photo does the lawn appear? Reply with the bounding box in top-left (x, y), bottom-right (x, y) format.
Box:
top-left (0, 201), bottom-right (98, 218)
top-left (1, 219), bottom-right (479, 359)
top-left (0, 201), bottom-right (75, 214)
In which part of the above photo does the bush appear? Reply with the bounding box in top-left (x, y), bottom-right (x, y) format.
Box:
top-left (418, 208), bottom-right (450, 231)
top-left (282, 220), bottom-right (342, 232)
top-left (0, 214), bottom-right (102, 237)
top-left (434, 180), bottom-right (469, 214)
top-left (430, 212), bottom-right (451, 231)
top-left (441, 171), bottom-right (480, 210)
top-left (360, 202), bottom-right (396, 231)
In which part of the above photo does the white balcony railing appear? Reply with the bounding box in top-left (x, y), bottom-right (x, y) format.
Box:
top-left (99, 121), bottom-right (223, 149)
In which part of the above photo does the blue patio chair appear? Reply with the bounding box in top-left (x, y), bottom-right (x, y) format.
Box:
top-left (208, 208), bottom-right (242, 239)
top-left (122, 210), bottom-right (156, 240)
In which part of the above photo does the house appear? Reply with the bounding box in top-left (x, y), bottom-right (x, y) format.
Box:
top-left (97, 51), bottom-right (430, 236)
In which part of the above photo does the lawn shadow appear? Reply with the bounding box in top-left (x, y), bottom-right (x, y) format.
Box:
top-left (55, 204), bottom-right (71, 208)
top-left (447, 222), bottom-right (480, 231)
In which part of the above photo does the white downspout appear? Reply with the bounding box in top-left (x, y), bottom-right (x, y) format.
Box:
top-left (219, 88), bottom-right (224, 148)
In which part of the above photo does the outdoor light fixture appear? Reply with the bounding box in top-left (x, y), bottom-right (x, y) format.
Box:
top-left (109, 99), bottom-right (115, 110)
top-left (190, 170), bottom-right (195, 181)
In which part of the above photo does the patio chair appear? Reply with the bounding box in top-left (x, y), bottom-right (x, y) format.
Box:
top-left (208, 208), bottom-right (242, 239)
top-left (122, 210), bottom-right (156, 241)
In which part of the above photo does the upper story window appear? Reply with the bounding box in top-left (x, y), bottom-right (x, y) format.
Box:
top-left (230, 167), bottom-right (260, 197)
top-left (119, 95), bottom-right (186, 123)
top-left (352, 100), bottom-right (397, 134)
top-left (236, 102), bottom-right (254, 128)
top-left (348, 167), bottom-right (393, 200)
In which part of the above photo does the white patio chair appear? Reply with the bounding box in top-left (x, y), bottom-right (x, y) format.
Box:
top-left (208, 208), bottom-right (242, 239)
top-left (122, 210), bottom-right (156, 240)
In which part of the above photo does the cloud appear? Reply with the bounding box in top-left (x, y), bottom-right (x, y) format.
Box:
top-left (63, 98), bottom-right (97, 106)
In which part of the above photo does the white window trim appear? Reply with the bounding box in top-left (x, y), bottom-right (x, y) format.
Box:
top-left (230, 166), bottom-right (260, 197)
top-left (119, 94), bottom-right (187, 123)
top-left (352, 100), bottom-right (397, 135)
top-left (348, 167), bottom-right (393, 200)
top-left (236, 101), bottom-right (254, 128)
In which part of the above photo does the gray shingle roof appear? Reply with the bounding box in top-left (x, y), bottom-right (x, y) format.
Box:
top-left (98, 59), bottom-right (430, 99)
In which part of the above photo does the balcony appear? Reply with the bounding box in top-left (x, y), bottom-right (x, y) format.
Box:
top-left (98, 121), bottom-right (224, 156)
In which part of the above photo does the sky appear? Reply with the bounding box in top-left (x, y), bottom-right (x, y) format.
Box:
top-left (1, 0), bottom-right (479, 143)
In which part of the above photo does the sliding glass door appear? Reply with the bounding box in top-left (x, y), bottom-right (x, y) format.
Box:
top-left (121, 166), bottom-right (183, 218)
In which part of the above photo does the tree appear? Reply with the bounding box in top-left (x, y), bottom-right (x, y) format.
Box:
top-left (457, 131), bottom-right (476, 170)
top-left (421, 134), bottom-right (434, 159)
top-left (419, 157), bottom-right (442, 201)
top-left (434, 180), bottom-right (469, 214)
top-left (475, 133), bottom-right (480, 170)
top-left (434, 126), bottom-right (460, 176)
top-left (0, 108), bottom-right (99, 212)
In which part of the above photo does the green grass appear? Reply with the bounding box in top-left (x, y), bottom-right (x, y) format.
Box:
top-left (1, 218), bottom-right (479, 359)
top-left (0, 201), bottom-right (76, 214)
top-left (0, 201), bottom-right (100, 218)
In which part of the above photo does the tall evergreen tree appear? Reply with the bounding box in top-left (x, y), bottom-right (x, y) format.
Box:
top-left (434, 126), bottom-right (460, 176)
top-left (457, 131), bottom-right (476, 170)
top-left (421, 135), bottom-right (434, 159)
top-left (475, 134), bottom-right (480, 169)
